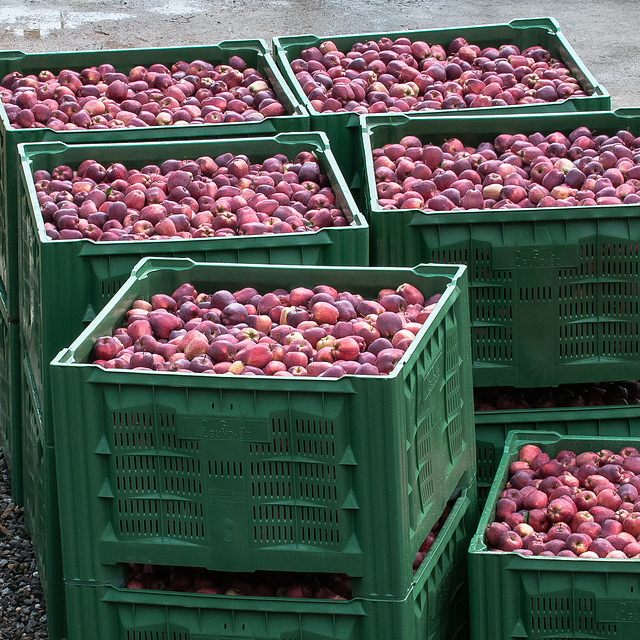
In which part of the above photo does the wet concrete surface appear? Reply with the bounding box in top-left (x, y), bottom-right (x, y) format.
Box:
top-left (0, 0), bottom-right (638, 109)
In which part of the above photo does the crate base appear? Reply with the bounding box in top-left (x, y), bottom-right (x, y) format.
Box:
top-left (63, 484), bottom-right (476, 640)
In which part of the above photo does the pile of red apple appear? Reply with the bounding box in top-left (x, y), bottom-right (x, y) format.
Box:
top-left (291, 36), bottom-right (589, 114)
top-left (1, 57), bottom-right (286, 130)
top-left (125, 565), bottom-right (352, 599)
top-left (373, 126), bottom-right (640, 211)
top-left (475, 380), bottom-right (640, 411)
top-left (485, 443), bottom-right (640, 558)
top-left (413, 498), bottom-right (455, 574)
top-left (35, 151), bottom-right (350, 241)
top-left (91, 280), bottom-right (441, 377)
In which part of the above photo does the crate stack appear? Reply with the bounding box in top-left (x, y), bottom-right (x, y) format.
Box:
top-left (272, 17), bottom-right (640, 640)
top-left (1, 12), bottom-right (638, 640)
top-left (49, 258), bottom-right (477, 640)
top-left (0, 39), bottom-right (312, 640)
top-left (15, 129), bottom-right (371, 638)
top-left (0, 39), bottom-right (347, 640)
top-left (0, 28), bottom-right (482, 640)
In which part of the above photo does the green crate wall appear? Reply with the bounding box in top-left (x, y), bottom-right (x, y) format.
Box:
top-left (51, 258), bottom-right (475, 601)
top-left (474, 404), bottom-right (640, 504)
top-left (469, 430), bottom-right (640, 640)
top-left (61, 484), bottom-right (476, 640)
top-left (272, 17), bottom-right (611, 208)
top-left (20, 348), bottom-right (65, 640)
top-left (361, 108), bottom-right (640, 388)
top-left (0, 279), bottom-right (21, 503)
top-left (0, 39), bottom-right (309, 321)
top-left (17, 132), bottom-right (367, 450)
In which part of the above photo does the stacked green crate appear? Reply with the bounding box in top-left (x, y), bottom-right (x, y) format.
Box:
top-left (50, 258), bottom-right (475, 604)
top-left (17, 131), bottom-right (366, 640)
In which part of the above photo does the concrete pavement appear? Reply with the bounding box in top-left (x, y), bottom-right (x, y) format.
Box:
top-left (0, 0), bottom-right (638, 109)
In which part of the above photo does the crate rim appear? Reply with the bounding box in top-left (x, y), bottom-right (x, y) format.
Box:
top-left (51, 257), bottom-right (468, 387)
top-left (272, 16), bottom-right (565, 45)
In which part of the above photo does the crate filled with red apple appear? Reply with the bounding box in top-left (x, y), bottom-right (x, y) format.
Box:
top-left (3, 56), bottom-right (287, 131)
top-left (34, 148), bottom-right (354, 242)
top-left (369, 124), bottom-right (640, 213)
top-left (362, 108), bottom-right (640, 389)
top-left (486, 442), bottom-right (640, 558)
top-left (50, 257), bottom-right (475, 601)
top-left (0, 40), bottom-right (308, 323)
top-left (91, 276), bottom-right (442, 376)
top-left (281, 37), bottom-right (589, 116)
top-left (273, 18), bottom-right (609, 118)
top-left (469, 431), bottom-right (640, 640)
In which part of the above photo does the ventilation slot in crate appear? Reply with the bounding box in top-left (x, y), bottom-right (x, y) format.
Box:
top-left (600, 322), bottom-right (640, 357)
top-left (101, 279), bottom-right (125, 299)
top-left (519, 286), bottom-right (553, 303)
top-left (472, 285), bottom-right (513, 322)
top-left (559, 282), bottom-right (596, 319)
top-left (473, 326), bottom-right (513, 363)
top-left (580, 243), bottom-right (596, 277)
top-left (600, 242), bottom-right (639, 277)
top-left (559, 323), bottom-right (597, 360)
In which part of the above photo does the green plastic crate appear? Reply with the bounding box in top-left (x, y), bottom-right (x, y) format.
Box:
top-left (17, 131), bottom-right (368, 449)
top-left (273, 17), bottom-right (611, 206)
top-left (474, 404), bottom-right (640, 505)
top-left (0, 39), bottom-right (309, 322)
top-left (20, 348), bottom-right (66, 640)
top-left (50, 257), bottom-right (474, 600)
top-left (0, 279), bottom-right (21, 503)
top-left (469, 430), bottom-right (640, 640)
top-left (362, 108), bottom-right (640, 389)
top-left (62, 483), bottom-right (476, 640)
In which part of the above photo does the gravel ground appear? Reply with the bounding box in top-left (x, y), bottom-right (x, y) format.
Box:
top-left (0, 450), bottom-right (48, 640)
